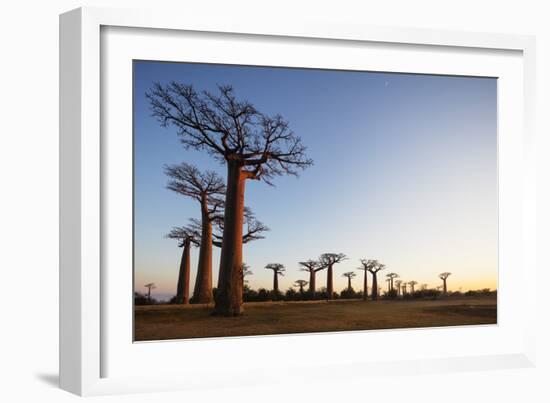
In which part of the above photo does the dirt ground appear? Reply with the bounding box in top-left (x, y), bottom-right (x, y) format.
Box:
top-left (134, 296), bottom-right (497, 341)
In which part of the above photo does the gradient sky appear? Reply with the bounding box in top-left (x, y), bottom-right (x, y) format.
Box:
top-left (133, 61), bottom-right (497, 301)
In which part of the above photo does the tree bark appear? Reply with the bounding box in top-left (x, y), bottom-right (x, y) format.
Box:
top-left (192, 199), bottom-right (213, 303)
top-left (176, 239), bottom-right (191, 304)
top-left (273, 272), bottom-right (279, 294)
top-left (347, 277), bottom-right (352, 290)
top-left (327, 264), bottom-right (334, 299)
top-left (309, 271), bottom-right (316, 296)
top-left (214, 160), bottom-right (245, 316)
top-left (363, 270), bottom-right (368, 300)
top-left (443, 279), bottom-right (447, 294)
top-left (372, 272), bottom-right (378, 300)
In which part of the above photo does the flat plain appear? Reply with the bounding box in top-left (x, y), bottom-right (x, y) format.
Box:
top-left (134, 296), bottom-right (497, 341)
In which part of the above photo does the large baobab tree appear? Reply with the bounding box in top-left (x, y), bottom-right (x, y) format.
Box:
top-left (298, 259), bottom-right (324, 297)
top-left (408, 281), bottom-right (418, 294)
top-left (385, 278), bottom-right (391, 293)
top-left (439, 272), bottom-right (452, 295)
top-left (386, 272), bottom-right (399, 291)
top-left (401, 282), bottom-right (407, 295)
top-left (342, 272), bottom-right (357, 291)
top-left (144, 283), bottom-right (156, 303)
top-left (319, 253), bottom-right (347, 300)
top-left (265, 263), bottom-right (285, 295)
top-left (394, 280), bottom-right (403, 297)
top-left (359, 259), bottom-right (386, 301)
top-left (164, 162), bottom-right (225, 304)
top-left (294, 280), bottom-right (308, 294)
top-left (166, 226), bottom-right (198, 304)
top-left (148, 84), bottom-right (313, 316)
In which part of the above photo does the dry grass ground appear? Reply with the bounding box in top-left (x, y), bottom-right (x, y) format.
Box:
top-left (134, 296), bottom-right (496, 341)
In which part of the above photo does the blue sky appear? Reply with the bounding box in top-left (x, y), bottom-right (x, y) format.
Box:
top-left (133, 61), bottom-right (497, 300)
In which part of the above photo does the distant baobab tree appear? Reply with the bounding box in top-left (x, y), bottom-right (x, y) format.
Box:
top-left (408, 281), bottom-right (418, 294)
top-left (294, 280), bottom-right (309, 294)
top-left (420, 283), bottom-right (428, 291)
top-left (439, 272), bottom-right (452, 294)
top-left (385, 277), bottom-right (391, 293)
top-left (164, 162), bottom-right (225, 304)
top-left (241, 263), bottom-right (253, 285)
top-left (148, 84), bottom-right (313, 316)
top-left (394, 280), bottom-right (403, 296)
top-left (319, 253), bottom-right (348, 299)
top-left (265, 263), bottom-right (286, 295)
top-left (359, 259), bottom-right (385, 300)
top-left (356, 260), bottom-right (370, 300)
top-left (166, 226), bottom-right (198, 304)
top-left (342, 272), bottom-right (357, 291)
top-left (401, 282), bottom-right (407, 295)
top-left (299, 259), bottom-right (325, 296)
top-left (386, 272), bottom-right (399, 291)
top-left (144, 283), bottom-right (156, 303)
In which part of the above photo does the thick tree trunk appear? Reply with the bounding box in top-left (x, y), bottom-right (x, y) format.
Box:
top-left (214, 160), bottom-right (245, 316)
top-left (443, 279), bottom-right (447, 294)
top-left (273, 272), bottom-right (279, 294)
top-left (327, 264), bottom-right (334, 299)
top-left (363, 270), bottom-right (368, 300)
top-left (192, 200), bottom-right (213, 303)
top-left (347, 277), bottom-right (351, 290)
top-left (372, 272), bottom-right (378, 300)
top-left (176, 239), bottom-right (191, 304)
top-left (309, 271), bottom-right (316, 296)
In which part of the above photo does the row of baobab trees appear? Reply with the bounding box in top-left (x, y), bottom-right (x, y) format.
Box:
top-left (161, 235), bottom-right (453, 304)
top-left (147, 82), bottom-right (313, 316)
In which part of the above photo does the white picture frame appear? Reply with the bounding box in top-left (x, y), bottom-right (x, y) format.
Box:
top-left (59, 6), bottom-right (537, 396)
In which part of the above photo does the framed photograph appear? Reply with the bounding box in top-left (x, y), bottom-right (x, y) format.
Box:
top-left (60, 7), bottom-right (537, 396)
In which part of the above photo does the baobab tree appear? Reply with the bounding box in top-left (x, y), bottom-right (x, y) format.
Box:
top-left (408, 281), bottom-right (418, 294)
top-left (148, 84), bottom-right (313, 316)
top-left (298, 259), bottom-right (325, 296)
top-left (164, 162), bottom-right (225, 304)
top-left (386, 272), bottom-right (399, 291)
top-left (439, 272), bottom-right (452, 295)
top-left (342, 272), bottom-right (357, 291)
top-left (356, 260), bottom-right (371, 300)
top-left (294, 280), bottom-right (309, 294)
top-left (144, 283), bottom-right (156, 303)
top-left (385, 278), bottom-right (391, 293)
top-left (241, 263), bottom-right (253, 285)
top-left (359, 259), bottom-right (385, 300)
top-left (319, 253), bottom-right (347, 300)
top-left (166, 226), bottom-right (198, 304)
top-left (265, 263), bottom-right (285, 296)
top-left (401, 283), bottom-right (407, 295)
top-left (394, 280), bottom-right (403, 297)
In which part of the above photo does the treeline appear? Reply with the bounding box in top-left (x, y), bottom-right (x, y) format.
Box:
top-left (135, 287), bottom-right (496, 306)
